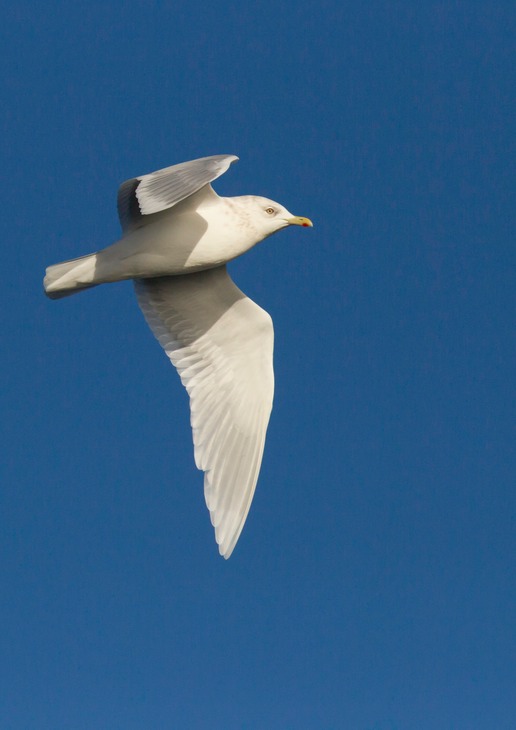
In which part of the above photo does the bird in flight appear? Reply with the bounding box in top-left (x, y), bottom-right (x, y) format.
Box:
top-left (44, 154), bottom-right (313, 558)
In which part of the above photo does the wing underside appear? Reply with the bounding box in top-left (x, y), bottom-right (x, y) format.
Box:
top-left (134, 266), bottom-right (274, 558)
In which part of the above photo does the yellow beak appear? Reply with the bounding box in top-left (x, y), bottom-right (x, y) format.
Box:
top-left (285, 216), bottom-right (313, 228)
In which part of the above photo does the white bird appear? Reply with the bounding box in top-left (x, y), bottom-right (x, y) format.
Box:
top-left (44, 154), bottom-right (313, 558)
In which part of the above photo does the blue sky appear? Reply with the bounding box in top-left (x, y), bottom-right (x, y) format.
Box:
top-left (1, 2), bottom-right (515, 728)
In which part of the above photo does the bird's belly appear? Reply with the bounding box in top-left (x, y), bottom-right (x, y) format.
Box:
top-left (183, 230), bottom-right (256, 270)
top-left (95, 212), bottom-right (258, 282)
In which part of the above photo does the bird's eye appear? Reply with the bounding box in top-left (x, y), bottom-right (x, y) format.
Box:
top-left (265, 207), bottom-right (275, 215)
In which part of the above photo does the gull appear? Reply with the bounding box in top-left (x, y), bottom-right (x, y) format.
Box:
top-left (44, 154), bottom-right (313, 558)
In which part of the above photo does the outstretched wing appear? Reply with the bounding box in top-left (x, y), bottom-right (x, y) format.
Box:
top-left (117, 154), bottom-right (238, 232)
top-left (134, 266), bottom-right (274, 558)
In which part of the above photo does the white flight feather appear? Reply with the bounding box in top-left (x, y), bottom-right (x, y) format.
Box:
top-left (133, 266), bottom-right (274, 558)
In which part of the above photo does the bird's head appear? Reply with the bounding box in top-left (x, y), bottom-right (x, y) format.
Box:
top-left (233, 195), bottom-right (313, 239)
top-left (254, 196), bottom-right (313, 233)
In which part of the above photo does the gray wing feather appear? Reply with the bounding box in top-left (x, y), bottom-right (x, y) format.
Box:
top-left (117, 154), bottom-right (238, 232)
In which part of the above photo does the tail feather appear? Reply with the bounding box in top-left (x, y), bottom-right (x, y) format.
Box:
top-left (44, 252), bottom-right (99, 299)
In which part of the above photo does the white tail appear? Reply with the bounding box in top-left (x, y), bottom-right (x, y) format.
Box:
top-left (44, 253), bottom-right (99, 299)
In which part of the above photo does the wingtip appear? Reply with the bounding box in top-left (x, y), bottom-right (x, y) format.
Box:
top-left (220, 154), bottom-right (239, 168)
top-left (218, 530), bottom-right (239, 559)
top-left (218, 541), bottom-right (234, 560)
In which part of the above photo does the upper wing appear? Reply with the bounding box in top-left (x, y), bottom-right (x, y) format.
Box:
top-left (117, 154), bottom-right (238, 232)
top-left (134, 266), bottom-right (274, 558)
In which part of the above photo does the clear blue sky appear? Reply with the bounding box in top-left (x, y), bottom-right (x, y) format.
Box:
top-left (1, 2), bottom-right (514, 728)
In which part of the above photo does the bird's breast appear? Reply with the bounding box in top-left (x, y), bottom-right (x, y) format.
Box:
top-left (96, 204), bottom-right (262, 282)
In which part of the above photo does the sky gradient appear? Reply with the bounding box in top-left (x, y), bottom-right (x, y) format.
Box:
top-left (1, 2), bottom-right (515, 728)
